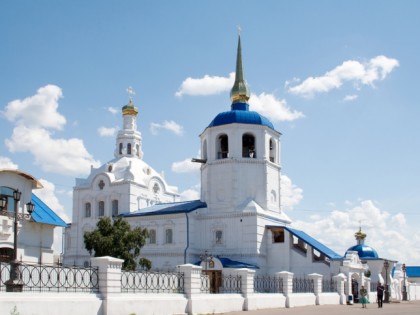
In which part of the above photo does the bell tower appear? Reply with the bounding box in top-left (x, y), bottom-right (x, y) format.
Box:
top-left (199, 34), bottom-right (282, 214)
top-left (114, 87), bottom-right (144, 159)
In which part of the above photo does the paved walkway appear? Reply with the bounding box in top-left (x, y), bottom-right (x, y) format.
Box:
top-left (223, 300), bottom-right (420, 315)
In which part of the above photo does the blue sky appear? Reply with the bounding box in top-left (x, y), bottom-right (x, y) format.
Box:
top-left (1, 1), bottom-right (420, 264)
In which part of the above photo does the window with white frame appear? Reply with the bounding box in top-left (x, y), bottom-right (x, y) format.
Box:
top-left (148, 229), bottom-right (156, 244)
top-left (85, 202), bottom-right (91, 218)
top-left (215, 230), bottom-right (223, 244)
top-left (112, 200), bottom-right (118, 216)
top-left (165, 228), bottom-right (173, 244)
top-left (98, 201), bottom-right (105, 217)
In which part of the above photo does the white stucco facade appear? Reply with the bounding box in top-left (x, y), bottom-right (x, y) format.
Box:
top-left (0, 169), bottom-right (62, 265)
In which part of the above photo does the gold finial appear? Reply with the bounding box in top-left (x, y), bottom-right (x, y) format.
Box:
top-left (122, 86), bottom-right (138, 116)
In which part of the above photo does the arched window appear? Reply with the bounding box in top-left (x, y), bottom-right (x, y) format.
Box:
top-left (269, 138), bottom-right (276, 163)
top-left (217, 134), bottom-right (228, 159)
top-left (119, 143), bottom-right (123, 155)
top-left (85, 202), bottom-right (91, 218)
top-left (149, 229), bottom-right (156, 244)
top-left (98, 201), bottom-right (105, 217)
top-left (242, 133), bottom-right (255, 158)
top-left (127, 143), bottom-right (132, 155)
top-left (112, 200), bottom-right (118, 216)
top-left (165, 228), bottom-right (173, 244)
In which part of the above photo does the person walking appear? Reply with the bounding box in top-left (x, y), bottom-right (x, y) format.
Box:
top-left (377, 282), bottom-right (385, 308)
top-left (360, 285), bottom-right (368, 308)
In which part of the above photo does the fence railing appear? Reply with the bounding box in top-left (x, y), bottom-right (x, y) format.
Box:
top-left (0, 261), bottom-right (99, 293)
top-left (293, 277), bottom-right (314, 293)
top-left (121, 270), bottom-right (184, 293)
top-left (200, 273), bottom-right (241, 294)
top-left (322, 278), bottom-right (337, 293)
top-left (253, 275), bottom-right (284, 293)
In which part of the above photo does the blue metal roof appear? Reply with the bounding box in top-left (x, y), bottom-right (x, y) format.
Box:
top-left (346, 244), bottom-right (379, 259)
top-left (122, 200), bottom-right (207, 217)
top-left (283, 226), bottom-right (343, 260)
top-left (31, 194), bottom-right (68, 227)
top-left (218, 257), bottom-right (259, 269)
top-left (195, 256), bottom-right (259, 269)
top-left (208, 102), bottom-right (275, 130)
top-left (406, 266), bottom-right (420, 277)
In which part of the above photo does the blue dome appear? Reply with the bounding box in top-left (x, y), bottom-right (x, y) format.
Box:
top-left (346, 244), bottom-right (379, 259)
top-left (208, 102), bottom-right (274, 130)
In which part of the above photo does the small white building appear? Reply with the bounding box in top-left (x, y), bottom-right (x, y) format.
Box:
top-left (0, 169), bottom-right (67, 265)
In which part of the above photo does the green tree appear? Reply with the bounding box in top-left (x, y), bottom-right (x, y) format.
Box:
top-left (84, 217), bottom-right (150, 270)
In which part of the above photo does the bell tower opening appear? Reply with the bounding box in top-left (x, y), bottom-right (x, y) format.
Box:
top-left (217, 134), bottom-right (229, 159)
top-left (242, 133), bottom-right (255, 158)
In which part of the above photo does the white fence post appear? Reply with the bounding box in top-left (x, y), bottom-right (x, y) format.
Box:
top-left (90, 256), bottom-right (124, 296)
top-left (308, 273), bottom-right (322, 305)
top-left (333, 273), bottom-right (347, 304)
top-left (278, 271), bottom-right (294, 307)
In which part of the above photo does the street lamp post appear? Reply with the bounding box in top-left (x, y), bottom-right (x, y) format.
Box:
top-left (402, 263), bottom-right (408, 301)
top-left (384, 260), bottom-right (390, 303)
top-left (0, 190), bottom-right (34, 292)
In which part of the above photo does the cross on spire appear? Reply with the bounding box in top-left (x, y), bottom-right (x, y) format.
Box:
top-left (126, 86), bottom-right (135, 102)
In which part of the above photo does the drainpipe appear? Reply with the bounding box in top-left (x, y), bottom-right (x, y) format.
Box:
top-left (183, 212), bottom-right (190, 264)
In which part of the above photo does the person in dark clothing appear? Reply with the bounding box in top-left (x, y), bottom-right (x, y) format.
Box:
top-left (377, 282), bottom-right (385, 308)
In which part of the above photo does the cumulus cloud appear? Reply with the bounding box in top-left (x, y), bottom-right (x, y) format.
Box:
top-left (171, 157), bottom-right (201, 174)
top-left (281, 175), bottom-right (303, 211)
top-left (343, 94), bottom-right (358, 102)
top-left (249, 93), bottom-right (304, 122)
top-left (179, 188), bottom-right (200, 201)
top-left (98, 126), bottom-right (117, 137)
top-left (288, 56), bottom-right (399, 98)
top-left (293, 200), bottom-right (420, 264)
top-left (3, 85), bottom-right (100, 176)
top-left (108, 107), bottom-right (118, 114)
top-left (0, 156), bottom-right (18, 169)
top-left (150, 120), bottom-right (184, 136)
top-left (175, 72), bottom-right (235, 97)
top-left (3, 85), bottom-right (66, 129)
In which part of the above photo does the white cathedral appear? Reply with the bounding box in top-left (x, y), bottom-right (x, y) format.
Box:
top-left (63, 35), bottom-right (394, 294)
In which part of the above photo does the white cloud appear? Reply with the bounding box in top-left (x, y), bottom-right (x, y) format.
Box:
top-left (249, 93), bottom-right (304, 122)
top-left (108, 107), bottom-right (118, 114)
top-left (171, 157), bottom-right (201, 174)
top-left (281, 175), bottom-right (303, 211)
top-left (179, 188), bottom-right (200, 201)
top-left (288, 56), bottom-right (399, 98)
top-left (293, 200), bottom-right (420, 264)
top-left (4, 85), bottom-right (100, 176)
top-left (98, 126), bottom-right (117, 137)
top-left (0, 156), bottom-right (18, 169)
top-left (3, 85), bottom-right (66, 129)
top-left (343, 94), bottom-right (358, 102)
top-left (150, 120), bottom-right (184, 136)
top-left (175, 72), bottom-right (235, 97)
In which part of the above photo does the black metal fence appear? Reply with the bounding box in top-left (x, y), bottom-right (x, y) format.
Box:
top-left (254, 275), bottom-right (284, 293)
top-left (293, 277), bottom-right (314, 293)
top-left (322, 278), bottom-right (337, 293)
top-left (121, 270), bottom-right (184, 293)
top-left (0, 261), bottom-right (99, 293)
top-left (200, 273), bottom-right (242, 294)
